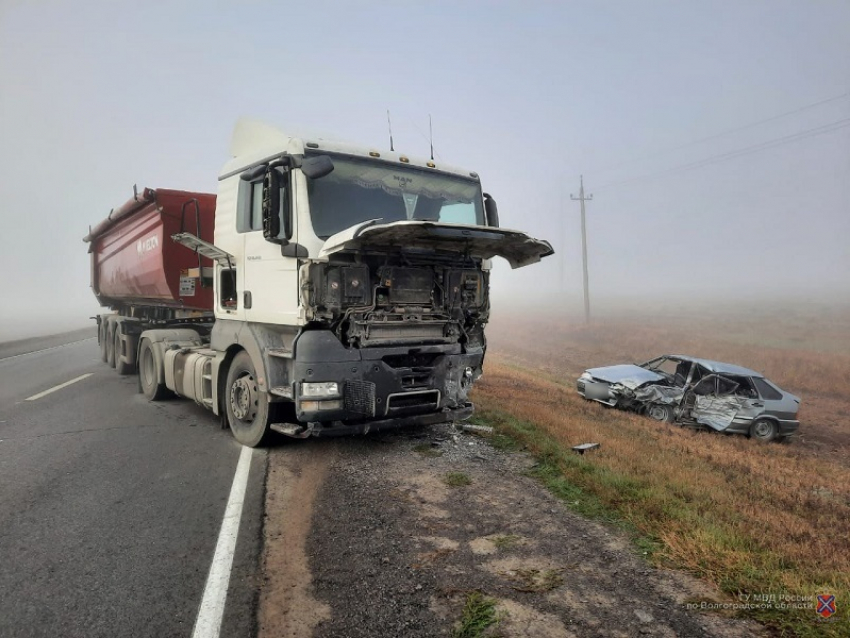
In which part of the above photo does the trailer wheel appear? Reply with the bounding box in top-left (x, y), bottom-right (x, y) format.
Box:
top-left (225, 351), bottom-right (270, 447)
top-left (139, 338), bottom-right (168, 401)
top-left (114, 327), bottom-right (132, 375)
top-left (105, 322), bottom-right (116, 368)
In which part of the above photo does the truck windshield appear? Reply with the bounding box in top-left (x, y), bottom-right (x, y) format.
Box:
top-left (306, 153), bottom-right (485, 239)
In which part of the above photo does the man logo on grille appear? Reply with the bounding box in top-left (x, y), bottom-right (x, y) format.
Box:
top-left (816, 594), bottom-right (836, 619)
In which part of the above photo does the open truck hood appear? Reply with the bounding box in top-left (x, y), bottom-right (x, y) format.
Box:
top-left (318, 220), bottom-right (554, 269)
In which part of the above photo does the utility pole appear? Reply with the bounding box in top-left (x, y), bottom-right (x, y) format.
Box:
top-left (571, 176), bottom-right (593, 323)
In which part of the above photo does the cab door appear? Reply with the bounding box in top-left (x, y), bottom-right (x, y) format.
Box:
top-left (241, 171), bottom-right (300, 325)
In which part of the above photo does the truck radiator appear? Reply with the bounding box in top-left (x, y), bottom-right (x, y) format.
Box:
top-left (359, 322), bottom-right (448, 346)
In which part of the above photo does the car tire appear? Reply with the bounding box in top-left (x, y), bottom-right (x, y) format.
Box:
top-left (225, 351), bottom-right (271, 448)
top-left (139, 338), bottom-right (169, 401)
top-left (750, 419), bottom-right (778, 442)
top-left (646, 403), bottom-right (674, 422)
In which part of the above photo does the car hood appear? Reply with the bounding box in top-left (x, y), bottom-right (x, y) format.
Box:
top-left (318, 220), bottom-right (554, 269)
top-left (585, 364), bottom-right (665, 390)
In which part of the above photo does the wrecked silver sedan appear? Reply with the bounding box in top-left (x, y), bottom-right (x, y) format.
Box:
top-left (576, 355), bottom-right (800, 441)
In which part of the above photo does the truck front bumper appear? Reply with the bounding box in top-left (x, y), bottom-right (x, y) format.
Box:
top-left (290, 330), bottom-right (483, 425)
top-left (275, 402), bottom-right (475, 438)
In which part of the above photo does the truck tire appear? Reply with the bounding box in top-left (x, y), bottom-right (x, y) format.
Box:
top-left (225, 351), bottom-right (270, 447)
top-left (139, 338), bottom-right (169, 401)
top-left (105, 322), bottom-right (116, 368)
top-left (114, 327), bottom-right (132, 375)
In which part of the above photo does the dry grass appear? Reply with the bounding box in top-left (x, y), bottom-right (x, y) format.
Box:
top-left (473, 307), bottom-right (850, 636)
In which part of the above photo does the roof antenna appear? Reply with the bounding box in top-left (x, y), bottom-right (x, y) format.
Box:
top-left (387, 110), bottom-right (394, 152)
top-left (429, 114), bottom-right (434, 161)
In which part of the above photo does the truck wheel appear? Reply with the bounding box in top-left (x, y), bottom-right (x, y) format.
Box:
top-left (750, 419), bottom-right (777, 442)
top-left (114, 327), bottom-right (132, 375)
top-left (139, 339), bottom-right (168, 401)
top-left (225, 351), bottom-right (270, 447)
top-left (99, 321), bottom-right (109, 362)
top-left (105, 322), bottom-right (116, 368)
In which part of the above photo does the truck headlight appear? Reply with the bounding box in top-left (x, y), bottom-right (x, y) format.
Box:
top-left (301, 382), bottom-right (341, 398)
top-left (300, 399), bottom-right (343, 412)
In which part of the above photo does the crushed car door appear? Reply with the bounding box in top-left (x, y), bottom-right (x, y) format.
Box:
top-left (687, 375), bottom-right (747, 431)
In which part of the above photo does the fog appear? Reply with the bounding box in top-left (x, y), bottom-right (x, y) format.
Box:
top-left (1, 1), bottom-right (848, 341)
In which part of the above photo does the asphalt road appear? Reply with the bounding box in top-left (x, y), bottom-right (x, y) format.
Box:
top-left (0, 330), bottom-right (265, 638)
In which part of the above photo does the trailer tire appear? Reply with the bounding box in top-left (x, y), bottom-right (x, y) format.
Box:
top-left (139, 338), bottom-right (168, 401)
top-left (105, 322), bottom-right (116, 368)
top-left (225, 351), bottom-right (270, 448)
top-left (114, 327), bottom-right (132, 375)
top-left (99, 321), bottom-right (109, 363)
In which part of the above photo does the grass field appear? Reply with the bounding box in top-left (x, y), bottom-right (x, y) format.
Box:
top-left (471, 303), bottom-right (850, 637)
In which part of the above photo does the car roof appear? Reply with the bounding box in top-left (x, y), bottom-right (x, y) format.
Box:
top-left (666, 355), bottom-right (764, 378)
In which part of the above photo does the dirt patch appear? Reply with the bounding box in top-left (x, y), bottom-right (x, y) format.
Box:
top-left (261, 426), bottom-right (767, 637)
top-left (258, 441), bottom-right (337, 638)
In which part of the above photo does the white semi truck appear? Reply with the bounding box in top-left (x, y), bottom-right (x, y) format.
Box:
top-left (85, 121), bottom-right (553, 446)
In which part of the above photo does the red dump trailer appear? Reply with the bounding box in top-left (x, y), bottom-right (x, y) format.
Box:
top-left (84, 186), bottom-right (217, 373)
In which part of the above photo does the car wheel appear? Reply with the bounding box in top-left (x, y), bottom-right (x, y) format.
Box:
top-left (646, 403), bottom-right (674, 422)
top-left (750, 419), bottom-right (777, 442)
top-left (225, 351), bottom-right (270, 448)
top-left (138, 338), bottom-right (169, 401)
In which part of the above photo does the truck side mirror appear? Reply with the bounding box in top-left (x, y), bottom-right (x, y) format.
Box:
top-left (301, 155), bottom-right (334, 179)
top-left (483, 193), bottom-right (499, 228)
top-left (262, 169), bottom-right (283, 242)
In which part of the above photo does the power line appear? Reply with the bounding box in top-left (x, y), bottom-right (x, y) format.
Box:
top-left (594, 116), bottom-right (850, 192)
top-left (587, 91), bottom-right (850, 176)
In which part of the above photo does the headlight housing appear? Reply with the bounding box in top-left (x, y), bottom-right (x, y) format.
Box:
top-left (301, 381), bottom-right (341, 398)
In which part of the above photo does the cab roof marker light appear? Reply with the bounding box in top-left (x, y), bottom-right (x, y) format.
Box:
top-left (306, 142), bottom-right (319, 148)
top-left (399, 156), bottom-right (410, 163)
top-left (369, 151), bottom-right (381, 157)
top-left (427, 161), bottom-right (436, 168)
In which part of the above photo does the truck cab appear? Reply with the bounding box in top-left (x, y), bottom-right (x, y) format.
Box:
top-left (129, 121), bottom-right (553, 445)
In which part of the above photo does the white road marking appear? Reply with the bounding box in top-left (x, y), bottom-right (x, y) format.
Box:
top-left (0, 337), bottom-right (96, 362)
top-left (192, 444), bottom-right (254, 638)
top-left (25, 373), bottom-right (94, 401)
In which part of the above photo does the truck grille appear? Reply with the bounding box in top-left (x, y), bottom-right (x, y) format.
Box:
top-left (386, 390), bottom-right (440, 416)
top-left (344, 380), bottom-right (376, 416)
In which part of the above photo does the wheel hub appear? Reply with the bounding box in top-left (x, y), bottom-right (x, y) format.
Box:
top-left (230, 376), bottom-right (257, 422)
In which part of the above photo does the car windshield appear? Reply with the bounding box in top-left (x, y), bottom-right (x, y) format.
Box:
top-left (306, 153), bottom-right (485, 239)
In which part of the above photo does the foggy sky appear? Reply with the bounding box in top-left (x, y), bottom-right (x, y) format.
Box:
top-left (1, 1), bottom-right (848, 340)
